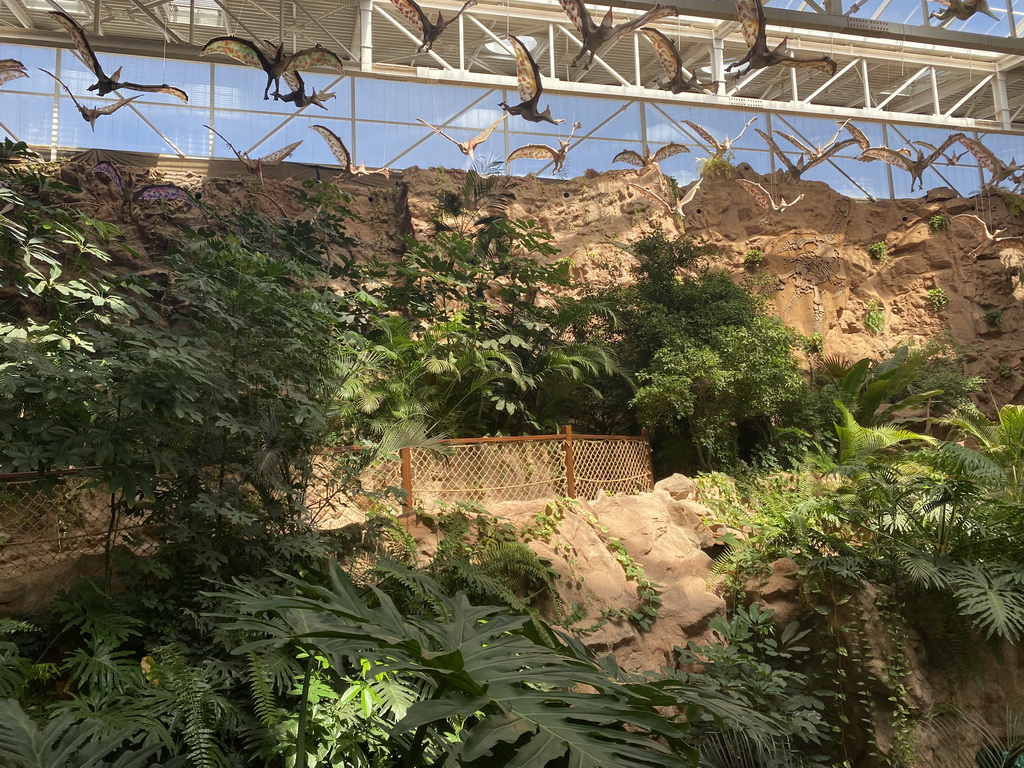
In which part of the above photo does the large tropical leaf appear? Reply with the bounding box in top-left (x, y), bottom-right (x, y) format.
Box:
top-left (213, 564), bottom-right (696, 767)
top-left (0, 699), bottom-right (178, 768)
top-left (950, 563), bottom-right (1024, 641)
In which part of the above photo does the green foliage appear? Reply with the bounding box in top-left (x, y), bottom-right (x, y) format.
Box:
top-left (928, 214), bottom-right (950, 232)
top-left (1000, 190), bottom-right (1024, 217)
top-left (821, 345), bottom-right (945, 427)
top-left (868, 241), bottom-right (889, 264)
top-left (928, 287), bottom-right (950, 313)
top-left (1001, 365), bottom-right (1014, 379)
top-left (587, 230), bottom-right (811, 471)
top-left (216, 562), bottom-right (698, 768)
top-left (673, 604), bottom-right (829, 750)
top-left (864, 300), bottom-right (886, 336)
top-left (372, 504), bottom-right (560, 621)
top-left (0, 699), bottom-right (176, 768)
top-left (353, 170), bottom-right (617, 436)
top-left (744, 247), bottom-right (764, 268)
top-left (986, 308), bottom-right (1004, 327)
top-left (802, 333), bottom-right (825, 356)
top-left (697, 152), bottom-right (736, 180)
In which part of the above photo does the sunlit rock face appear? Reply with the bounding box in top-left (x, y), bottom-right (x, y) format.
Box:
top-left (59, 159), bottom-right (1024, 401)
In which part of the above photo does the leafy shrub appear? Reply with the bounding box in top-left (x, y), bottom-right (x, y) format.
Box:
top-left (985, 308), bottom-right (1003, 327)
top-left (802, 333), bottom-right (824, 356)
top-left (744, 247), bottom-right (764, 267)
top-left (864, 299), bottom-right (886, 335)
top-left (589, 231), bottom-right (813, 471)
top-left (868, 241), bottom-right (889, 264)
top-left (698, 153), bottom-right (736, 180)
top-left (928, 214), bottom-right (949, 232)
top-left (928, 287), bottom-right (950, 313)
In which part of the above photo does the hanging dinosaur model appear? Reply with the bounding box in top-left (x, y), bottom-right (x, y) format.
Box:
top-left (48, 11), bottom-right (189, 102)
top-left (388, 0), bottom-right (478, 52)
top-left (498, 36), bottom-right (564, 125)
top-left (558, 0), bottom-right (677, 70)
top-left (201, 36), bottom-right (344, 100)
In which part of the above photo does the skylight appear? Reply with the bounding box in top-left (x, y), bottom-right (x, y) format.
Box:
top-left (164, 0), bottom-right (223, 28)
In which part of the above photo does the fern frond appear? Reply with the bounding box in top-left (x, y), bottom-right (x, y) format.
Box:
top-left (247, 652), bottom-right (279, 729)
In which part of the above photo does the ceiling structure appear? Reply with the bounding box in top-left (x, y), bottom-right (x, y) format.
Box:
top-left (1, 0), bottom-right (1023, 138)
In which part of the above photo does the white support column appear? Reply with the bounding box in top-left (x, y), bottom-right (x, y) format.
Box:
top-left (860, 58), bottom-right (871, 108)
top-left (711, 37), bottom-right (725, 96)
top-left (993, 69), bottom-right (1011, 130)
top-left (359, 0), bottom-right (373, 71)
top-left (929, 67), bottom-right (940, 115)
top-left (639, 100), bottom-right (648, 154)
top-left (789, 67), bottom-right (799, 104)
top-left (633, 33), bottom-right (641, 87)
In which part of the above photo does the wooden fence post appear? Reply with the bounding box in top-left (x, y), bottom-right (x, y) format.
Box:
top-left (400, 446), bottom-right (414, 515)
top-left (641, 428), bottom-right (654, 491)
top-left (563, 425), bottom-right (576, 498)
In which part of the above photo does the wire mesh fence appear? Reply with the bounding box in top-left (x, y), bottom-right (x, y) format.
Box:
top-left (0, 429), bottom-right (651, 578)
top-left (0, 470), bottom-right (153, 581)
top-left (332, 427), bottom-right (654, 515)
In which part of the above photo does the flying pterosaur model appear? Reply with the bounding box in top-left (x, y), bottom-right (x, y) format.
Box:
top-left (952, 134), bottom-right (1024, 187)
top-left (0, 58), bottom-right (27, 87)
top-left (559, 0), bottom-right (677, 70)
top-left (206, 125), bottom-right (302, 179)
top-left (838, 120), bottom-right (872, 152)
top-left (727, 0), bottom-right (836, 76)
top-left (912, 140), bottom-right (967, 166)
top-left (42, 69), bottom-right (140, 131)
top-left (278, 71), bottom-right (336, 110)
top-left (953, 214), bottom-right (1024, 261)
top-left (92, 162), bottom-right (194, 213)
top-left (417, 114), bottom-right (507, 159)
top-left (310, 124), bottom-right (391, 178)
top-left (737, 178), bottom-right (804, 223)
top-left (859, 134), bottom-right (961, 192)
top-left (507, 121), bottom-right (582, 173)
top-left (929, 0), bottom-right (997, 22)
top-left (755, 127), bottom-right (857, 181)
top-left (49, 11), bottom-right (189, 103)
top-left (389, 0), bottom-right (478, 52)
top-left (628, 177), bottom-right (703, 217)
top-left (641, 29), bottom-right (716, 95)
top-left (684, 117), bottom-right (756, 158)
top-left (201, 36), bottom-right (344, 100)
top-left (614, 143), bottom-right (689, 168)
top-left (498, 36), bottom-right (564, 125)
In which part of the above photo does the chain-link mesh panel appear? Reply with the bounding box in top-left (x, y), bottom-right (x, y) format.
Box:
top-left (573, 438), bottom-right (653, 499)
top-left (0, 474), bottom-right (155, 580)
top-left (407, 440), bottom-right (568, 509)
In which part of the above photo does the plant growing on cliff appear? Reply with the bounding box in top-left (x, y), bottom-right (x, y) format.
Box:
top-left (697, 152), bottom-right (736, 180)
top-left (928, 287), bottom-right (950, 313)
top-left (744, 247), bottom-right (764, 268)
top-left (863, 300), bottom-right (886, 335)
top-left (985, 308), bottom-right (1004, 327)
top-left (928, 214), bottom-right (950, 232)
top-left (585, 231), bottom-right (813, 471)
top-left (868, 241), bottom-right (889, 264)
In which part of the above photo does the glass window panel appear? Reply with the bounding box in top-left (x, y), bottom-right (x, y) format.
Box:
top-left (3, 46), bottom-right (56, 86)
top-left (131, 103), bottom-right (213, 156)
top-left (213, 63), bottom-right (294, 113)
top-left (56, 98), bottom-right (176, 153)
top-left (0, 93), bottom-right (53, 144)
